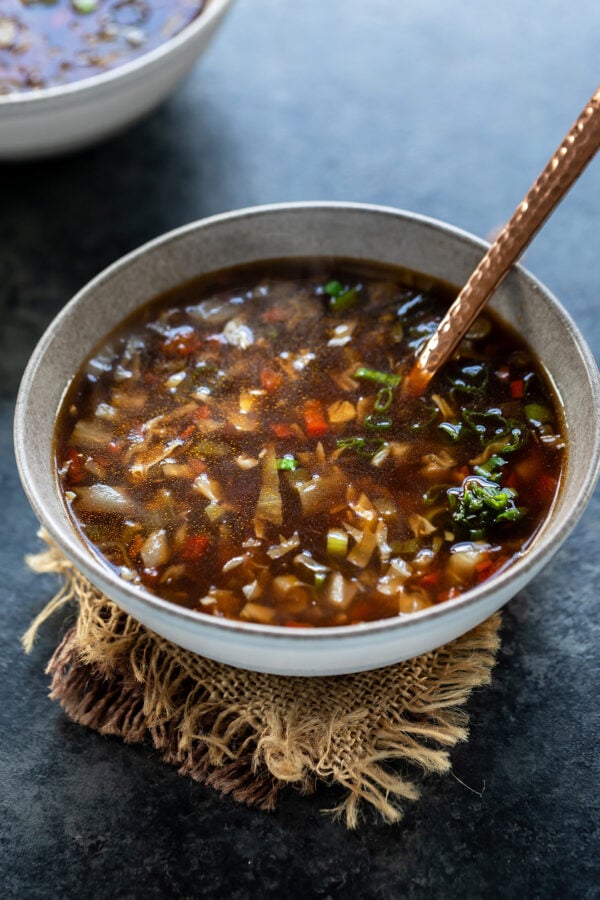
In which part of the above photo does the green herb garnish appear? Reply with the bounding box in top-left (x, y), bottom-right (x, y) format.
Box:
top-left (447, 477), bottom-right (526, 539)
top-left (473, 455), bottom-right (508, 482)
top-left (276, 455), bottom-right (298, 471)
top-left (324, 280), bottom-right (344, 296)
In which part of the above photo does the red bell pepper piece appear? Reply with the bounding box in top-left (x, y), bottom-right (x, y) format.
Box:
top-left (303, 400), bottom-right (328, 438)
top-left (182, 535), bottom-right (211, 562)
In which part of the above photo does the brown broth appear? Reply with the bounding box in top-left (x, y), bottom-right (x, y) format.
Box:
top-left (55, 258), bottom-right (565, 627)
top-left (0, 0), bottom-right (206, 94)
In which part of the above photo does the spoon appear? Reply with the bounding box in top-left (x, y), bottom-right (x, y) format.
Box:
top-left (406, 85), bottom-right (600, 395)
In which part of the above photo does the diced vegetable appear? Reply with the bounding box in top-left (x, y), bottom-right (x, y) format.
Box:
top-left (447, 542), bottom-right (491, 584)
top-left (296, 469), bottom-right (345, 518)
top-left (328, 321), bottom-right (357, 347)
top-left (294, 553), bottom-right (330, 576)
top-left (303, 399), bottom-right (328, 438)
top-left (140, 529), bottom-right (170, 568)
top-left (235, 453), bottom-right (260, 469)
top-left (74, 484), bottom-right (137, 515)
top-left (327, 400), bottom-right (356, 424)
top-left (267, 532), bottom-right (301, 559)
top-left (255, 445), bottom-right (283, 526)
top-left (326, 528), bottom-right (349, 558)
top-left (324, 572), bottom-right (360, 608)
top-left (193, 473), bottom-right (223, 503)
top-left (347, 527), bottom-right (378, 567)
top-left (70, 420), bottom-right (111, 449)
top-left (408, 514), bottom-right (437, 539)
top-left (161, 325), bottom-right (201, 357)
top-left (223, 317), bottom-right (254, 348)
top-left (239, 602), bottom-right (276, 624)
top-left (181, 535), bottom-right (210, 561)
top-left (261, 368), bottom-right (283, 392)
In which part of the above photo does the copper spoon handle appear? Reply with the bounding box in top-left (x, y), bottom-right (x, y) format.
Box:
top-left (408, 85), bottom-right (600, 394)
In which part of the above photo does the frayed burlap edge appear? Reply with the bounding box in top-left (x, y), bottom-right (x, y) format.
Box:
top-left (24, 530), bottom-right (501, 828)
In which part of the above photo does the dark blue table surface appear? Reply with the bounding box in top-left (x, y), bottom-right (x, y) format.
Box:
top-left (1, 2), bottom-right (599, 897)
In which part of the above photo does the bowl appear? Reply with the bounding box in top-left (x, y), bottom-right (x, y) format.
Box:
top-left (14, 203), bottom-right (600, 675)
top-left (0, 0), bottom-right (235, 160)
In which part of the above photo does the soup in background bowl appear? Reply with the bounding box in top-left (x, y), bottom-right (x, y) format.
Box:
top-left (14, 203), bottom-right (600, 675)
top-left (0, 0), bottom-right (235, 159)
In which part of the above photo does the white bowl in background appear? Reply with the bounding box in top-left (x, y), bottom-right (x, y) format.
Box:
top-left (14, 203), bottom-right (600, 674)
top-left (0, 0), bottom-right (235, 160)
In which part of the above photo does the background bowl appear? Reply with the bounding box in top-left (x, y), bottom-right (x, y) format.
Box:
top-left (14, 203), bottom-right (600, 675)
top-left (0, 0), bottom-right (234, 160)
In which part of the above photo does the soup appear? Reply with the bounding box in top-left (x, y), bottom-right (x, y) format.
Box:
top-left (55, 259), bottom-right (565, 627)
top-left (0, 0), bottom-right (206, 94)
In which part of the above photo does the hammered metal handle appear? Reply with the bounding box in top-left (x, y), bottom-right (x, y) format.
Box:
top-left (409, 86), bottom-right (600, 393)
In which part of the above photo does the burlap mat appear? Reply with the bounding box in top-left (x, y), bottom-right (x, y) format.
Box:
top-left (24, 531), bottom-right (501, 828)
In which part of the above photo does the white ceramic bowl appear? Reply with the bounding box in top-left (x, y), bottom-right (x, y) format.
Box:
top-left (14, 203), bottom-right (600, 675)
top-left (0, 0), bottom-right (234, 160)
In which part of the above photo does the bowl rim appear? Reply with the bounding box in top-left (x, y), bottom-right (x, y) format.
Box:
top-left (0, 0), bottom-right (234, 109)
top-left (14, 201), bottom-right (600, 644)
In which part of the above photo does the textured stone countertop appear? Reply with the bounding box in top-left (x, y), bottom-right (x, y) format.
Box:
top-left (1, 2), bottom-right (599, 897)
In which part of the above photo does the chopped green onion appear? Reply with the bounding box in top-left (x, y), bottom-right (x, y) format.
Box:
top-left (525, 403), bottom-right (552, 425)
top-left (374, 386), bottom-right (394, 412)
top-left (461, 409), bottom-right (526, 451)
top-left (439, 421), bottom-right (465, 442)
top-left (411, 404), bottom-right (438, 432)
top-left (364, 413), bottom-right (393, 432)
top-left (423, 484), bottom-right (454, 505)
top-left (390, 539), bottom-right (419, 555)
top-left (73, 0), bottom-right (98, 12)
top-left (354, 367), bottom-right (401, 387)
top-left (391, 321), bottom-right (404, 343)
top-left (324, 280), bottom-right (344, 296)
top-left (473, 455), bottom-right (508, 482)
top-left (337, 436), bottom-right (367, 452)
top-left (462, 408), bottom-right (506, 438)
top-left (314, 572), bottom-right (327, 588)
top-left (276, 455), bottom-right (298, 471)
top-left (500, 424), bottom-right (526, 453)
top-left (327, 528), bottom-right (348, 558)
top-left (329, 286), bottom-right (359, 312)
top-left (446, 363), bottom-right (488, 395)
top-left (336, 436), bottom-right (386, 457)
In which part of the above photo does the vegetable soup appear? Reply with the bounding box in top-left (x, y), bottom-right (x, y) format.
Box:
top-left (0, 0), bottom-right (206, 94)
top-left (55, 259), bottom-right (565, 627)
